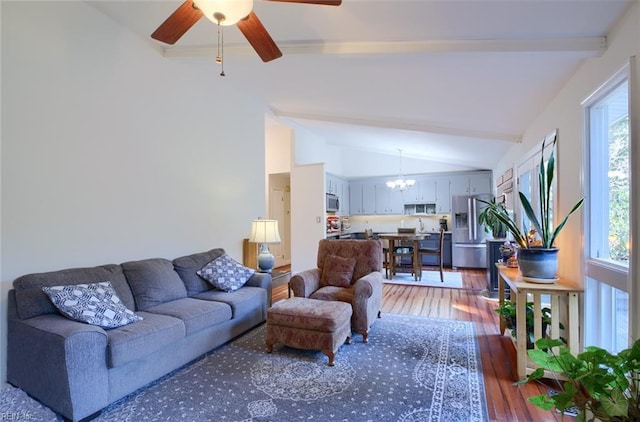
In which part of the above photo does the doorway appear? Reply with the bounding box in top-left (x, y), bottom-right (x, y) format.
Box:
top-left (269, 173), bottom-right (291, 268)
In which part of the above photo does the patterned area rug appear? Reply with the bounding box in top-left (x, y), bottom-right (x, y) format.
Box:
top-left (384, 271), bottom-right (464, 288)
top-left (0, 313), bottom-right (488, 421)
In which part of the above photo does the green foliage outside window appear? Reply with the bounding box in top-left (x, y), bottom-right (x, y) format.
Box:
top-left (608, 116), bottom-right (629, 262)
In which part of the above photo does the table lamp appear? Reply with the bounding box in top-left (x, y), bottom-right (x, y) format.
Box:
top-left (249, 219), bottom-right (281, 273)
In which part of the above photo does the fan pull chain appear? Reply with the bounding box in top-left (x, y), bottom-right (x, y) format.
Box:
top-left (215, 21), bottom-right (225, 77)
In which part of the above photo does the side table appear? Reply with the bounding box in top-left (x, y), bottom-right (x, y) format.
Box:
top-left (497, 264), bottom-right (583, 379)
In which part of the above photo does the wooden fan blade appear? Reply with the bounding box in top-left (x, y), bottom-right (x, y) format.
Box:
top-left (265, 0), bottom-right (342, 5)
top-left (237, 12), bottom-right (283, 62)
top-left (151, 0), bottom-right (203, 45)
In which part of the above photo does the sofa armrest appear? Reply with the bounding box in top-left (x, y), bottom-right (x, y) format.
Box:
top-left (289, 269), bottom-right (321, 298)
top-left (7, 313), bottom-right (110, 421)
top-left (245, 272), bottom-right (273, 307)
top-left (352, 271), bottom-right (383, 301)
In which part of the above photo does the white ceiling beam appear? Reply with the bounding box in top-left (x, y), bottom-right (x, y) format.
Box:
top-left (163, 37), bottom-right (607, 59)
top-left (271, 109), bottom-right (522, 143)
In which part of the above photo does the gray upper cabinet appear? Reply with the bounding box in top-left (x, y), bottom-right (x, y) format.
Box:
top-left (362, 181), bottom-right (377, 215)
top-left (405, 177), bottom-right (436, 203)
top-left (349, 180), bottom-right (376, 215)
top-left (326, 173), bottom-right (338, 194)
top-left (344, 171), bottom-right (491, 216)
top-left (340, 180), bottom-right (350, 215)
top-left (470, 173), bottom-right (492, 194)
top-left (375, 184), bottom-right (404, 214)
top-left (436, 177), bottom-right (451, 213)
top-left (449, 172), bottom-right (492, 195)
top-left (349, 181), bottom-right (364, 215)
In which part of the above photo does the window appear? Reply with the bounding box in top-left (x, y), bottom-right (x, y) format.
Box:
top-left (583, 70), bottom-right (630, 353)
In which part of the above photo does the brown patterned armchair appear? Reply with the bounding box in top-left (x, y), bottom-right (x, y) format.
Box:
top-left (289, 239), bottom-right (384, 342)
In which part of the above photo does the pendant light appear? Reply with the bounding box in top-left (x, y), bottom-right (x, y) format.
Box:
top-left (386, 149), bottom-right (415, 191)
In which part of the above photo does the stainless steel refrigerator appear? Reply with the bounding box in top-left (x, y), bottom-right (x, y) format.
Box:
top-left (451, 194), bottom-right (492, 268)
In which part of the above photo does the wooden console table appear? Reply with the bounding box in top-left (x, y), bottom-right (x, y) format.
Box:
top-left (497, 265), bottom-right (583, 379)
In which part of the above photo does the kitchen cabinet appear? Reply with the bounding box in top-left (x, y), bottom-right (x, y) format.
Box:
top-left (349, 181), bottom-right (364, 215)
top-left (327, 173), bottom-right (349, 215)
top-left (375, 185), bottom-right (404, 214)
top-left (449, 172), bottom-right (492, 195)
top-left (326, 174), bottom-right (338, 194)
top-left (349, 180), bottom-right (376, 215)
top-left (362, 181), bottom-right (377, 215)
top-left (435, 177), bottom-right (451, 213)
top-left (340, 180), bottom-right (350, 215)
top-left (405, 177), bottom-right (436, 203)
top-left (345, 171), bottom-right (491, 216)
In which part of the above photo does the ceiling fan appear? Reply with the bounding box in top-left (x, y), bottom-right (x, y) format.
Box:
top-left (151, 0), bottom-right (342, 63)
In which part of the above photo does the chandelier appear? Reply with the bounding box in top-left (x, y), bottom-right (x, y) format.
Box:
top-left (386, 149), bottom-right (415, 191)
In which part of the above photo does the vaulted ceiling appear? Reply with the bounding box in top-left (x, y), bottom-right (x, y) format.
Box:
top-left (90, 0), bottom-right (633, 170)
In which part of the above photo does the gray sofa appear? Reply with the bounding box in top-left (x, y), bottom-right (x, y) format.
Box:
top-left (7, 248), bottom-right (271, 422)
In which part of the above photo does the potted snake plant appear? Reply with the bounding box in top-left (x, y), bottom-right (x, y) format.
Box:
top-left (480, 133), bottom-right (584, 281)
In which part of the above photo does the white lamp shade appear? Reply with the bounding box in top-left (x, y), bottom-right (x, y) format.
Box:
top-left (249, 219), bottom-right (281, 244)
top-left (194, 0), bottom-right (253, 26)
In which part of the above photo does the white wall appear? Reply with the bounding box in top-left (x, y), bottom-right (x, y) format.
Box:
top-left (495, 2), bottom-right (640, 284)
top-left (265, 116), bottom-right (293, 175)
top-left (293, 125), bottom-right (329, 165)
top-left (1, 2), bottom-right (268, 383)
top-left (290, 163), bottom-right (325, 273)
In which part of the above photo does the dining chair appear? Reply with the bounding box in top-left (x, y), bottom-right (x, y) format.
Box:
top-left (364, 228), bottom-right (390, 278)
top-left (392, 227), bottom-right (417, 278)
top-left (418, 228), bottom-right (444, 282)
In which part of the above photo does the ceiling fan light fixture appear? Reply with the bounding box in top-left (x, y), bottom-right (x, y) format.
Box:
top-left (194, 0), bottom-right (253, 26)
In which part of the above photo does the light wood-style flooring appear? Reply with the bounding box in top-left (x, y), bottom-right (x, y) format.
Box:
top-left (271, 268), bottom-right (569, 422)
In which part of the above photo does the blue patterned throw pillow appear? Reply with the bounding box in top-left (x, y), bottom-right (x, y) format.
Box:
top-left (197, 253), bottom-right (255, 292)
top-left (42, 281), bottom-right (143, 328)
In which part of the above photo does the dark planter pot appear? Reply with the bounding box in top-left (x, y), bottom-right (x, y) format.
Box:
top-left (517, 247), bottom-right (559, 280)
top-left (501, 252), bottom-right (514, 262)
top-left (506, 316), bottom-right (549, 350)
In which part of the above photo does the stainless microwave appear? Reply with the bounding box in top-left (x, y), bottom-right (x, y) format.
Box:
top-left (326, 193), bottom-right (340, 212)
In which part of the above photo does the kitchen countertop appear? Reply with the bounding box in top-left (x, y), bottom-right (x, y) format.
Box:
top-left (326, 231), bottom-right (451, 238)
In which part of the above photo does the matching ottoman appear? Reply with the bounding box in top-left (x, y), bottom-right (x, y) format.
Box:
top-left (266, 298), bottom-right (352, 366)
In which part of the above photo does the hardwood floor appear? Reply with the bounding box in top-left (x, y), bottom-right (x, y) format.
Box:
top-left (271, 268), bottom-right (569, 422)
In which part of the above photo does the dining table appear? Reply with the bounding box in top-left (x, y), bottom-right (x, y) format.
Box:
top-left (377, 232), bottom-right (429, 280)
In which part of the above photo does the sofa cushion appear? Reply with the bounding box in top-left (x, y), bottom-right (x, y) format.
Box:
top-left (121, 259), bottom-right (187, 311)
top-left (144, 298), bottom-right (232, 336)
top-left (310, 285), bottom-right (354, 304)
top-left (106, 311), bottom-right (185, 368)
top-left (317, 239), bottom-right (383, 283)
top-left (194, 286), bottom-right (267, 319)
top-left (321, 255), bottom-right (356, 288)
top-left (42, 281), bottom-right (143, 328)
top-left (173, 248), bottom-right (226, 296)
top-left (267, 297), bottom-right (353, 332)
top-left (197, 253), bottom-right (255, 292)
top-left (12, 264), bottom-right (135, 320)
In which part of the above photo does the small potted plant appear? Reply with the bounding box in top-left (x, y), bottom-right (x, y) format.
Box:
top-left (517, 338), bottom-right (640, 421)
top-left (499, 241), bottom-right (518, 263)
top-left (479, 133), bottom-right (584, 280)
top-left (494, 301), bottom-right (562, 349)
